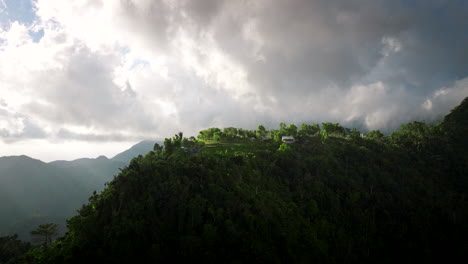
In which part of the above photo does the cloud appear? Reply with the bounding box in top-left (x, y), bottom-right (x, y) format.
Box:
top-left (1, 0), bottom-right (467, 152)
top-left (421, 77), bottom-right (468, 121)
top-left (56, 128), bottom-right (143, 142)
top-left (23, 44), bottom-right (153, 130)
top-left (0, 100), bottom-right (48, 142)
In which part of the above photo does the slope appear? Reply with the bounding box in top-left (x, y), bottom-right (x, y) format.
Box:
top-left (40, 99), bottom-right (468, 263)
top-left (111, 140), bottom-right (156, 164)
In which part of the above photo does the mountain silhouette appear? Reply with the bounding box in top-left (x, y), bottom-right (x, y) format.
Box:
top-left (0, 140), bottom-right (156, 240)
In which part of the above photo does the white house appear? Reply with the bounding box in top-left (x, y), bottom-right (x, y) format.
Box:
top-left (281, 136), bottom-right (295, 144)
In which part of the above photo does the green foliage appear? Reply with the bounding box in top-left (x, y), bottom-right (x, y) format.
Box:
top-left (298, 123), bottom-right (320, 138)
top-left (198, 128), bottom-right (222, 140)
top-left (389, 121), bottom-right (434, 155)
top-left (223, 127), bottom-right (239, 139)
top-left (22, 98), bottom-right (468, 263)
top-left (153, 143), bottom-right (163, 154)
top-left (198, 127), bottom-right (257, 142)
top-left (320, 129), bottom-right (328, 143)
top-left (277, 143), bottom-right (292, 152)
top-left (270, 122), bottom-right (298, 142)
top-left (213, 131), bottom-right (222, 141)
top-left (321, 122), bottom-right (346, 137)
top-left (256, 125), bottom-right (268, 140)
top-left (279, 122), bottom-right (286, 130)
top-left (285, 124), bottom-right (298, 137)
top-left (366, 130), bottom-right (384, 139)
top-left (349, 128), bottom-right (362, 141)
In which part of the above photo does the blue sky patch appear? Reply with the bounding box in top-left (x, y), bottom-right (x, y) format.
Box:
top-left (0, 0), bottom-right (36, 25)
top-left (29, 27), bottom-right (43, 42)
top-left (130, 59), bottom-right (151, 70)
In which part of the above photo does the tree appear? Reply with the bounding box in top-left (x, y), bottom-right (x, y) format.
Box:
top-left (198, 128), bottom-right (222, 140)
top-left (30, 223), bottom-right (58, 248)
top-left (285, 124), bottom-right (298, 137)
top-left (27, 99), bottom-right (468, 263)
top-left (279, 122), bottom-right (286, 130)
top-left (223, 127), bottom-right (239, 139)
top-left (277, 143), bottom-right (292, 152)
top-left (321, 122), bottom-right (346, 137)
top-left (172, 132), bottom-right (183, 148)
top-left (164, 138), bottom-right (175, 154)
top-left (256, 125), bottom-right (268, 140)
top-left (390, 121), bottom-right (430, 152)
top-left (349, 128), bottom-right (362, 141)
top-left (153, 143), bottom-right (163, 154)
top-left (366, 130), bottom-right (384, 140)
top-left (213, 131), bottom-right (222, 141)
top-left (298, 123), bottom-right (320, 138)
top-left (274, 122), bottom-right (295, 142)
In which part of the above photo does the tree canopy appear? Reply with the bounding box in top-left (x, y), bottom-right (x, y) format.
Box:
top-left (13, 97), bottom-right (468, 264)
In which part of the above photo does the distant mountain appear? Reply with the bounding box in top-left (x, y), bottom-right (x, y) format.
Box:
top-left (49, 156), bottom-right (126, 191)
top-left (0, 155), bottom-right (86, 240)
top-left (111, 140), bottom-right (156, 163)
top-left (0, 141), bottom-right (156, 241)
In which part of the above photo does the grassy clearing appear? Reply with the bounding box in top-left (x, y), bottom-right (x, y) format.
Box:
top-left (199, 139), bottom-right (277, 156)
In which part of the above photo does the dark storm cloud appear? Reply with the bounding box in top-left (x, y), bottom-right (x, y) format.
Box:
top-left (88, 0), bottom-right (467, 132)
top-left (216, 0), bottom-right (467, 93)
top-left (174, 0), bottom-right (468, 129)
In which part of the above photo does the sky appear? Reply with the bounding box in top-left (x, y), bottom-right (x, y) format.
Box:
top-left (0, 0), bottom-right (467, 162)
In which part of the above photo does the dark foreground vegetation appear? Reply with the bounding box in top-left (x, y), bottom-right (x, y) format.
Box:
top-left (2, 98), bottom-right (467, 263)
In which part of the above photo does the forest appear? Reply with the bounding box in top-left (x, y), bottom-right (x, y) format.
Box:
top-left (1, 98), bottom-right (467, 264)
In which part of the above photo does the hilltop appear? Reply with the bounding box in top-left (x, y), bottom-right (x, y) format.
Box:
top-left (16, 98), bottom-right (467, 264)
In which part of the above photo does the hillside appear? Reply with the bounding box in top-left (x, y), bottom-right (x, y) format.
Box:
top-left (26, 98), bottom-right (468, 263)
top-left (0, 141), bottom-right (155, 241)
top-left (111, 140), bottom-right (156, 164)
top-left (0, 156), bottom-right (84, 239)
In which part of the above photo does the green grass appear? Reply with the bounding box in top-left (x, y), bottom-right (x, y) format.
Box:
top-left (199, 139), bottom-right (277, 156)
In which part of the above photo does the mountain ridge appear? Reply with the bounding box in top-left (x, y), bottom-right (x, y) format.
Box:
top-left (0, 140), bottom-right (156, 240)
top-left (111, 140), bottom-right (156, 163)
